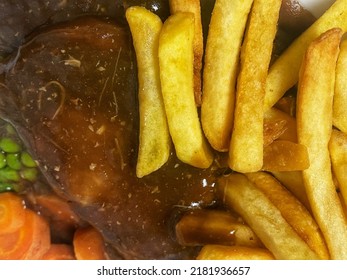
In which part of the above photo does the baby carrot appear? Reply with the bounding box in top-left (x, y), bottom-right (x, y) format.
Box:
top-left (73, 226), bottom-right (107, 260)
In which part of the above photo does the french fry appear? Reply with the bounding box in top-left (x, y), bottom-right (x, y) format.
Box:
top-left (201, 0), bottom-right (254, 151)
top-left (297, 28), bottom-right (347, 259)
top-left (262, 140), bottom-right (309, 172)
top-left (329, 129), bottom-right (347, 208)
top-left (169, 0), bottom-right (203, 106)
top-left (228, 0), bottom-right (282, 173)
top-left (126, 6), bottom-right (171, 178)
top-left (339, 192), bottom-right (347, 218)
top-left (271, 171), bottom-right (310, 210)
top-left (274, 93), bottom-right (296, 116)
top-left (197, 245), bottom-right (275, 260)
top-left (175, 209), bottom-right (262, 248)
top-left (263, 107), bottom-right (297, 145)
top-left (264, 0), bottom-right (347, 111)
top-left (219, 173), bottom-right (319, 259)
top-left (334, 39), bottom-right (347, 134)
top-left (245, 172), bottom-right (329, 260)
top-left (158, 12), bottom-right (213, 168)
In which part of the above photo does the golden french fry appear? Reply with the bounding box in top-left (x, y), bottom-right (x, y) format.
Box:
top-left (219, 173), bottom-right (319, 260)
top-left (339, 192), bottom-right (347, 218)
top-left (263, 117), bottom-right (287, 147)
top-left (126, 6), bottom-right (171, 178)
top-left (262, 140), bottom-right (309, 172)
top-left (297, 28), bottom-right (347, 259)
top-left (158, 12), bottom-right (213, 168)
top-left (169, 0), bottom-right (203, 106)
top-left (334, 39), bottom-right (347, 134)
top-left (175, 209), bottom-right (262, 248)
top-left (197, 245), bottom-right (275, 260)
top-left (264, 0), bottom-right (347, 111)
top-left (228, 0), bottom-right (282, 172)
top-left (264, 107), bottom-right (297, 145)
top-left (329, 129), bottom-right (347, 208)
top-left (274, 94), bottom-right (296, 116)
top-left (245, 172), bottom-right (329, 260)
top-left (201, 0), bottom-right (254, 151)
top-left (271, 171), bottom-right (310, 210)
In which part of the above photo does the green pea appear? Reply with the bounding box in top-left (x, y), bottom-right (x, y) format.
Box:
top-left (0, 138), bottom-right (21, 153)
top-left (0, 167), bottom-right (20, 182)
top-left (0, 182), bottom-right (14, 192)
top-left (6, 153), bottom-right (22, 170)
top-left (0, 152), bottom-right (6, 169)
top-left (5, 123), bottom-right (16, 135)
top-left (21, 168), bottom-right (38, 182)
top-left (21, 151), bottom-right (37, 168)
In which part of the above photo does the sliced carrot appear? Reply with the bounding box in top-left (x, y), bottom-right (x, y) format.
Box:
top-left (41, 244), bottom-right (76, 260)
top-left (34, 194), bottom-right (81, 243)
top-left (73, 226), bottom-right (107, 260)
top-left (0, 192), bottom-right (26, 234)
top-left (34, 194), bottom-right (80, 225)
top-left (0, 209), bottom-right (51, 259)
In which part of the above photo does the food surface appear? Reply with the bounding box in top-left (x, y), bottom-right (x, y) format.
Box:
top-left (0, 14), bottom-right (217, 259)
top-left (0, 0), bottom-right (347, 260)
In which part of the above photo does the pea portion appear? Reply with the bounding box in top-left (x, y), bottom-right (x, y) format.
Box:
top-left (0, 152), bottom-right (6, 169)
top-left (0, 138), bottom-right (22, 153)
top-left (21, 152), bottom-right (37, 168)
top-left (20, 168), bottom-right (38, 182)
top-left (0, 121), bottom-right (40, 193)
top-left (6, 153), bottom-right (22, 170)
top-left (0, 167), bottom-right (20, 182)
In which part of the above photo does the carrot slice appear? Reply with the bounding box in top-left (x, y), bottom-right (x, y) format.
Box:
top-left (34, 194), bottom-right (81, 243)
top-left (0, 192), bottom-right (26, 234)
top-left (35, 194), bottom-right (80, 225)
top-left (73, 226), bottom-right (107, 260)
top-left (41, 244), bottom-right (76, 260)
top-left (0, 209), bottom-right (51, 259)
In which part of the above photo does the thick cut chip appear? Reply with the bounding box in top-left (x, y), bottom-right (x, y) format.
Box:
top-left (219, 173), bottom-right (319, 260)
top-left (201, 0), bottom-right (254, 151)
top-left (271, 171), bottom-right (310, 210)
top-left (197, 245), bottom-right (274, 260)
top-left (262, 140), bottom-right (309, 172)
top-left (175, 209), bottom-right (262, 248)
top-left (245, 172), bottom-right (329, 260)
top-left (126, 6), bottom-right (171, 178)
top-left (228, 0), bottom-right (282, 172)
top-left (169, 0), bottom-right (203, 106)
top-left (158, 12), bottom-right (213, 168)
top-left (297, 28), bottom-right (347, 259)
top-left (334, 39), bottom-right (347, 134)
top-left (264, 0), bottom-right (347, 111)
top-left (329, 129), bottom-right (347, 208)
top-left (263, 107), bottom-right (297, 145)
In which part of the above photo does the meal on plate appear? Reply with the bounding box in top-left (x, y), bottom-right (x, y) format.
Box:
top-left (0, 0), bottom-right (347, 260)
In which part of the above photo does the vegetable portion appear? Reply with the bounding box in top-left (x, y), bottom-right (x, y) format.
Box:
top-left (41, 244), bottom-right (76, 260)
top-left (0, 121), bottom-right (38, 193)
top-left (73, 226), bottom-right (108, 260)
top-left (0, 199), bottom-right (51, 260)
top-left (0, 192), bottom-right (25, 234)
